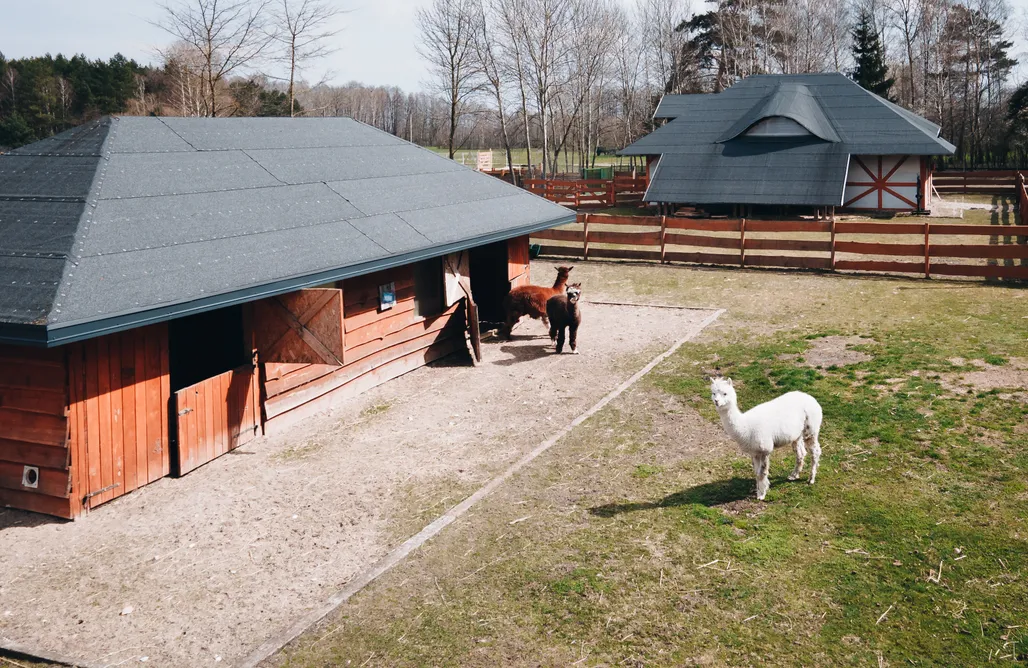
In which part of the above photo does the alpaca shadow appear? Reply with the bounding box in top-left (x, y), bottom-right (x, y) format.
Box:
top-left (492, 342), bottom-right (555, 367)
top-left (589, 476), bottom-right (762, 517)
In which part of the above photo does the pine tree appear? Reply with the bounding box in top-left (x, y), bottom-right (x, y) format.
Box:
top-left (850, 10), bottom-right (895, 100)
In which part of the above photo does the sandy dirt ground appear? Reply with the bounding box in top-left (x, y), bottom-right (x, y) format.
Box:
top-left (0, 279), bottom-right (717, 667)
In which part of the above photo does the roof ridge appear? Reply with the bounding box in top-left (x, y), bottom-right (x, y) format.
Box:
top-left (50, 117), bottom-right (118, 324)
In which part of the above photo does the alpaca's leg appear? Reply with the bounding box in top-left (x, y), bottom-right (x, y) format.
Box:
top-left (549, 322), bottom-right (558, 345)
top-left (807, 436), bottom-right (822, 485)
top-left (805, 408), bottom-right (823, 485)
top-left (568, 323), bottom-right (578, 354)
top-left (542, 315), bottom-right (550, 328)
top-left (752, 452), bottom-right (771, 501)
top-left (505, 310), bottom-right (519, 339)
top-left (788, 438), bottom-right (807, 481)
top-left (555, 327), bottom-right (566, 354)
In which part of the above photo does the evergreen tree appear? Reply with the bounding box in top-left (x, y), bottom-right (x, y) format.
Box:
top-left (850, 10), bottom-right (894, 100)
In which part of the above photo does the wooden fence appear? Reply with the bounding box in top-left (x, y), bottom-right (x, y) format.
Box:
top-left (933, 170), bottom-right (1021, 195)
top-left (523, 176), bottom-right (648, 208)
top-left (531, 213), bottom-right (1028, 280)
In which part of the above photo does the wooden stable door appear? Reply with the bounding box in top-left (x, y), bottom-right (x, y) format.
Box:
top-left (174, 359), bottom-right (260, 476)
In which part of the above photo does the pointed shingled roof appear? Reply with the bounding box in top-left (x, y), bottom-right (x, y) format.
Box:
top-left (0, 117), bottom-right (574, 346)
top-left (620, 73), bottom-right (955, 206)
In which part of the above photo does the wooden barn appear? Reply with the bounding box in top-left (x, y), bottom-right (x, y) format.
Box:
top-left (0, 117), bottom-right (573, 518)
top-left (622, 73), bottom-right (955, 215)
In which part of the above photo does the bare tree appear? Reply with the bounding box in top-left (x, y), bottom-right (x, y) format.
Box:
top-left (612, 4), bottom-right (645, 156)
top-left (154, 0), bottom-right (274, 116)
top-left (492, 0), bottom-right (536, 174)
top-left (639, 0), bottom-right (691, 93)
top-left (417, 0), bottom-right (482, 157)
top-left (890, 0), bottom-right (924, 108)
top-left (472, 0), bottom-right (516, 174)
top-left (269, 0), bottom-right (345, 116)
top-left (549, 0), bottom-right (620, 173)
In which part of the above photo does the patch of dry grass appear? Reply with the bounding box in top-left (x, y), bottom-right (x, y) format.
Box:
top-left (269, 263), bottom-right (1028, 667)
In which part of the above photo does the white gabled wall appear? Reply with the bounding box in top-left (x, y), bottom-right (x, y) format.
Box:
top-left (843, 155), bottom-right (921, 211)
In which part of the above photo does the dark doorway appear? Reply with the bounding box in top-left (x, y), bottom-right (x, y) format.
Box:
top-left (168, 305), bottom-right (248, 392)
top-left (469, 241), bottom-right (510, 325)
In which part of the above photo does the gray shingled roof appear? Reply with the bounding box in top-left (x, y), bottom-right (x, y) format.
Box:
top-left (0, 116), bottom-right (574, 346)
top-left (717, 82), bottom-right (840, 143)
top-left (648, 141), bottom-right (850, 206)
top-left (622, 73), bottom-right (955, 206)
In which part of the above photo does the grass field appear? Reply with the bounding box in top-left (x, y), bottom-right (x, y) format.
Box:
top-left (272, 263), bottom-right (1028, 667)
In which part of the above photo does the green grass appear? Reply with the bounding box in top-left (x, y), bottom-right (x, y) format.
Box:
top-left (272, 266), bottom-right (1028, 667)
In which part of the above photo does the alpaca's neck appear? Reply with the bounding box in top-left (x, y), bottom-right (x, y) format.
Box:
top-left (717, 401), bottom-right (749, 443)
top-left (552, 276), bottom-right (567, 290)
top-left (566, 301), bottom-right (578, 316)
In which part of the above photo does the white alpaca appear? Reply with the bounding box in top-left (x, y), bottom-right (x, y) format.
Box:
top-left (709, 377), bottom-right (823, 501)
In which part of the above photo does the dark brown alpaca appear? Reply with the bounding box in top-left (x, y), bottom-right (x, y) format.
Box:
top-left (546, 283), bottom-right (582, 354)
top-left (502, 266), bottom-right (573, 338)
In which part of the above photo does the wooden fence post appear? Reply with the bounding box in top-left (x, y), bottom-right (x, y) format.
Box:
top-left (608, 180), bottom-right (616, 208)
top-left (583, 213), bottom-right (590, 260)
top-left (739, 217), bottom-right (747, 267)
top-left (660, 215), bottom-right (668, 264)
top-left (829, 215), bottom-right (837, 271)
top-left (924, 221), bottom-right (931, 279)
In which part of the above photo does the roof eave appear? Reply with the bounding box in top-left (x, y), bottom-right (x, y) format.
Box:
top-left (0, 322), bottom-right (50, 347)
top-left (0, 212), bottom-right (577, 348)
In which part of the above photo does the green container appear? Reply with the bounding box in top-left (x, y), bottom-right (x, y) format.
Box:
top-left (581, 166), bottom-right (613, 180)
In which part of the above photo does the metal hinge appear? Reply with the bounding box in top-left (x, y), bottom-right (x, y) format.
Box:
top-left (178, 408), bottom-right (193, 416)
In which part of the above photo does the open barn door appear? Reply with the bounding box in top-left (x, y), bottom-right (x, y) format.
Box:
top-left (174, 360), bottom-right (260, 476)
top-left (253, 288), bottom-right (346, 426)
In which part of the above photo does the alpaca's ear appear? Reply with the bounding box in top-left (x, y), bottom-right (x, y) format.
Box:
top-left (727, 378), bottom-right (734, 387)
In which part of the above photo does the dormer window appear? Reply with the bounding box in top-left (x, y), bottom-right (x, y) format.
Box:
top-left (744, 116), bottom-right (812, 137)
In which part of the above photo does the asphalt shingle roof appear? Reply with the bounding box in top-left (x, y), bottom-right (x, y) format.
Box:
top-left (621, 73), bottom-right (955, 206)
top-left (0, 116), bottom-right (574, 346)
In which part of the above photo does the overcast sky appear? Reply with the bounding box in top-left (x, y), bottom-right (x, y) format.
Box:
top-left (2, 0), bottom-right (1028, 93)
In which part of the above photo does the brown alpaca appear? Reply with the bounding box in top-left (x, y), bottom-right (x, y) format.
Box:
top-left (546, 283), bottom-right (582, 354)
top-left (502, 265), bottom-right (573, 338)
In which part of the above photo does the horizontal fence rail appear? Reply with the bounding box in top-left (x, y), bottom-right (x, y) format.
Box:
top-left (523, 176), bottom-right (648, 209)
top-left (933, 170), bottom-right (1022, 195)
top-left (530, 213), bottom-right (1028, 281)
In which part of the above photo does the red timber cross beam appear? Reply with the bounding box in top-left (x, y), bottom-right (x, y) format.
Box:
top-left (844, 155), bottom-right (919, 210)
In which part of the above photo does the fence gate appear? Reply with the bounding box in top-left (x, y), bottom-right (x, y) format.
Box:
top-left (174, 359), bottom-right (260, 476)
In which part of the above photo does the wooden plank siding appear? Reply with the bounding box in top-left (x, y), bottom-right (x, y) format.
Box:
top-left (261, 263), bottom-right (468, 435)
top-left (509, 235), bottom-right (531, 288)
top-left (67, 323), bottom-right (171, 513)
top-left (174, 363), bottom-right (260, 476)
top-left (0, 346), bottom-right (73, 518)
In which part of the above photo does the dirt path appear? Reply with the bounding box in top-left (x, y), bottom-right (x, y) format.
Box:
top-left (0, 287), bottom-right (717, 667)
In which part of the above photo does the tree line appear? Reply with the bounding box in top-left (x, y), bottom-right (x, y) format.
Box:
top-left (2, 0), bottom-right (1026, 172)
top-left (419, 0), bottom-right (1023, 174)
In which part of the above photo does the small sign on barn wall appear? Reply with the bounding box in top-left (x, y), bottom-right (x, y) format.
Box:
top-left (379, 282), bottom-right (396, 310)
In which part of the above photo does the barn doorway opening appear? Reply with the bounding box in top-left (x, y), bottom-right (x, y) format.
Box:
top-left (168, 305), bottom-right (248, 393)
top-left (168, 304), bottom-right (260, 476)
top-left (469, 241), bottom-right (510, 326)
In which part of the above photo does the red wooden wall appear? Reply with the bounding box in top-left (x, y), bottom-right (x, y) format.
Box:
top-left (508, 235), bottom-right (531, 288)
top-left (260, 264), bottom-right (466, 434)
top-left (67, 324), bottom-right (171, 512)
top-left (0, 346), bottom-right (73, 518)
